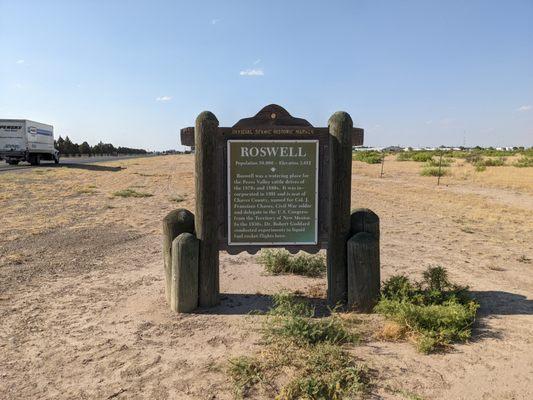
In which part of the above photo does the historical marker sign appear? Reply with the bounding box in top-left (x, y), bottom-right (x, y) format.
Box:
top-left (180, 104), bottom-right (364, 254)
top-left (227, 140), bottom-right (318, 245)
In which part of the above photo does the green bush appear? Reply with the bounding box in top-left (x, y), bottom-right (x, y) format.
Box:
top-left (375, 266), bottom-right (479, 353)
top-left (227, 292), bottom-right (369, 399)
top-left (353, 151), bottom-right (383, 164)
top-left (420, 166), bottom-right (449, 177)
top-left (266, 293), bottom-right (356, 346)
top-left (278, 344), bottom-right (368, 400)
top-left (514, 156), bottom-right (533, 168)
top-left (396, 152), bottom-right (413, 161)
top-left (479, 149), bottom-right (514, 157)
top-left (411, 152), bottom-right (434, 162)
top-left (426, 157), bottom-right (452, 167)
top-left (475, 157), bottom-right (506, 167)
top-left (259, 249), bottom-right (325, 277)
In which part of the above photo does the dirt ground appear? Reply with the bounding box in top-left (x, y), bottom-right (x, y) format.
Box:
top-left (1, 155), bottom-right (532, 400)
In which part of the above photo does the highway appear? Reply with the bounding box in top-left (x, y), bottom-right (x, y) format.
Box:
top-left (0, 155), bottom-right (155, 173)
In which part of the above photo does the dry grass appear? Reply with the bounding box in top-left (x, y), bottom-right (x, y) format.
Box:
top-left (0, 155), bottom-right (194, 242)
top-left (378, 321), bottom-right (406, 341)
top-left (354, 155), bottom-right (533, 192)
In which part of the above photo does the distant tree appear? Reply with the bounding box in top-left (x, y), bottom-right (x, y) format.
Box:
top-left (55, 137), bottom-right (147, 156)
top-left (64, 136), bottom-right (75, 155)
top-left (91, 141), bottom-right (104, 155)
top-left (79, 141), bottom-right (91, 155)
top-left (56, 136), bottom-right (65, 153)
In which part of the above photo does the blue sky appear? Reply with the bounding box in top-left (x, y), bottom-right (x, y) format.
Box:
top-left (1, 0), bottom-right (532, 150)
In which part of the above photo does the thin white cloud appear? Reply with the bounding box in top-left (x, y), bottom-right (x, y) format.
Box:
top-left (239, 68), bottom-right (264, 76)
top-left (253, 59), bottom-right (261, 65)
top-left (16, 59), bottom-right (25, 64)
top-left (211, 18), bottom-right (220, 25)
top-left (156, 95), bottom-right (172, 102)
top-left (517, 105), bottom-right (532, 112)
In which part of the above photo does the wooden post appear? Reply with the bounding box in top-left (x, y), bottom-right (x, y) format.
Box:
top-left (170, 233), bottom-right (199, 312)
top-left (350, 208), bottom-right (380, 241)
top-left (327, 111), bottom-right (353, 306)
top-left (195, 111), bottom-right (220, 307)
top-left (347, 232), bottom-right (380, 312)
top-left (437, 151), bottom-right (444, 186)
top-left (162, 209), bottom-right (195, 304)
top-left (348, 208), bottom-right (380, 311)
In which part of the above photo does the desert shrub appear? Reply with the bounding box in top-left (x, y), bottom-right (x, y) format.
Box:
top-left (420, 166), bottom-right (449, 177)
top-left (227, 292), bottom-right (368, 399)
top-left (521, 148), bottom-right (533, 157)
top-left (277, 344), bottom-right (368, 400)
top-left (479, 149), bottom-right (514, 157)
top-left (475, 157), bottom-right (506, 167)
top-left (112, 188), bottom-right (153, 198)
top-left (396, 152), bottom-right (413, 161)
top-left (426, 157), bottom-right (452, 167)
top-left (353, 151), bottom-right (383, 164)
top-left (514, 156), bottom-right (533, 168)
top-left (411, 152), bottom-right (434, 162)
top-left (259, 249), bottom-right (325, 277)
top-left (227, 356), bottom-right (265, 398)
top-left (381, 275), bottom-right (416, 302)
top-left (475, 164), bottom-right (486, 172)
top-left (265, 293), bottom-right (356, 346)
top-left (465, 153), bottom-right (482, 164)
top-left (375, 266), bottom-right (479, 353)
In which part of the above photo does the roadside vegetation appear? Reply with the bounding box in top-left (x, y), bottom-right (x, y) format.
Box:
top-left (420, 166), bottom-right (449, 177)
top-left (514, 155), bottom-right (533, 168)
top-left (353, 151), bottom-right (383, 164)
top-left (55, 136), bottom-right (148, 156)
top-left (375, 266), bottom-right (479, 353)
top-left (258, 250), bottom-right (326, 277)
top-left (227, 293), bottom-right (368, 399)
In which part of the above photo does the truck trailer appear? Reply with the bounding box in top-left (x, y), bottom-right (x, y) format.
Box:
top-left (0, 119), bottom-right (59, 165)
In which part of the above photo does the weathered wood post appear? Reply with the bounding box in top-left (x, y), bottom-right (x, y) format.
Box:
top-left (171, 233), bottom-right (199, 312)
top-left (350, 208), bottom-right (380, 241)
top-left (347, 208), bottom-right (380, 312)
top-left (162, 209), bottom-right (195, 304)
top-left (327, 111), bottom-right (353, 306)
top-left (195, 111), bottom-right (220, 307)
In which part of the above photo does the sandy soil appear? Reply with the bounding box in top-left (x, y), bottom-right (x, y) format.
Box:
top-left (0, 155), bottom-right (532, 399)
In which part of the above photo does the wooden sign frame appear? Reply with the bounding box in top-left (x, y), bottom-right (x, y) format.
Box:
top-left (182, 104), bottom-right (363, 306)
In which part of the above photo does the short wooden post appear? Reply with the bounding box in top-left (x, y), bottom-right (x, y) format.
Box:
top-left (327, 111), bottom-right (353, 306)
top-left (347, 233), bottom-right (380, 312)
top-left (162, 209), bottom-right (195, 304)
top-left (170, 233), bottom-right (199, 312)
top-left (347, 208), bottom-right (380, 312)
top-left (195, 111), bottom-right (220, 307)
top-left (350, 208), bottom-right (380, 241)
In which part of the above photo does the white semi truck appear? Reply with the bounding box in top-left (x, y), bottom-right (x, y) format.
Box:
top-left (0, 119), bottom-right (59, 165)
